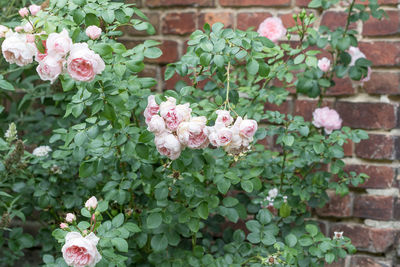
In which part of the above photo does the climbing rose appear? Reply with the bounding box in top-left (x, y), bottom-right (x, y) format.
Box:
top-left (155, 133), bottom-right (182, 160)
top-left (19, 7), bottom-right (29, 17)
top-left (62, 232), bottom-right (101, 267)
top-left (85, 196), bottom-right (98, 210)
top-left (65, 213), bottom-right (76, 223)
top-left (46, 29), bottom-right (73, 57)
top-left (67, 43), bottom-right (105, 82)
top-left (215, 110), bottom-right (233, 127)
top-left (144, 95), bottom-right (159, 124)
top-left (318, 57), bottom-right (331, 72)
top-left (177, 116), bottom-right (209, 149)
top-left (1, 31), bottom-right (37, 66)
top-left (257, 17), bottom-right (286, 43)
top-left (85, 26), bottom-right (102, 40)
top-left (147, 115), bottom-right (166, 135)
top-left (28, 4), bottom-right (41, 16)
top-left (239, 119), bottom-right (258, 139)
top-left (161, 102), bottom-right (192, 132)
top-left (312, 107), bottom-right (342, 134)
top-left (36, 55), bottom-right (64, 83)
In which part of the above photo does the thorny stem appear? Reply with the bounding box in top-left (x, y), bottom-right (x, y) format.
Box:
top-left (224, 60), bottom-right (231, 109)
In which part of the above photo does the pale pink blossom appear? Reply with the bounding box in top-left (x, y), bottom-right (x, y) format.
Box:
top-left (268, 188), bottom-right (278, 199)
top-left (162, 103), bottom-right (192, 132)
top-left (35, 40), bottom-right (47, 62)
top-left (1, 31), bottom-right (37, 66)
top-left (85, 26), bottom-right (102, 40)
top-left (215, 126), bottom-right (233, 147)
top-left (62, 232), bottom-right (101, 267)
top-left (23, 23), bottom-right (33, 33)
top-left (159, 97), bottom-right (177, 117)
top-left (239, 119), bottom-right (258, 139)
top-left (28, 4), bottom-right (41, 16)
top-left (177, 116), bottom-right (209, 149)
top-left (26, 34), bottom-right (35, 43)
top-left (348, 46), bottom-right (366, 67)
top-left (85, 196), bottom-right (98, 210)
top-left (0, 25), bottom-right (8, 38)
top-left (318, 57), bottom-right (331, 72)
top-left (257, 17), bottom-right (287, 43)
top-left (65, 213), bottom-right (76, 223)
top-left (19, 7), bottom-right (29, 17)
top-left (155, 133), bottom-right (182, 160)
top-left (67, 43), bottom-right (105, 82)
top-left (147, 115), bottom-right (166, 135)
top-left (36, 55), bottom-right (64, 83)
top-left (46, 29), bottom-right (73, 57)
top-left (144, 95), bottom-right (160, 124)
top-left (60, 223), bottom-right (68, 229)
top-left (215, 110), bottom-right (233, 127)
top-left (312, 107), bottom-right (342, 134)
top-left (14, 26), bottom-right (23, 33)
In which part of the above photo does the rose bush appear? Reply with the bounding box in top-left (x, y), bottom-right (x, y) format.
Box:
top-left (0, 0), bottom-right (385, 266)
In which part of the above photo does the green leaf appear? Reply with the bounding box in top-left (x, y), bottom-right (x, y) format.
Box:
top-left (282, 135), bottom-right (294, 146)
top-left (325, 253), bottom-right (335, 264)
top-left (111, 237), bottom-right (128, 252)
top-left (285, 234), bottom-right (297, 247)
top-left (112, 213), bottom-right (124, 228)
top-left (79, 161), bottom-right (95, 178)
top-left (151, 234), bottom-right (168, 251)
top-left (144, 47), bottom-right (162, 59)
top-left (241, 180), bottom-right (253, 193)
top-left (223, 197), bottom-right (238, 207)
top-left (0, 79), bottom-right (14, 91)
top-left (294, 54), bottom-right (305, 64)
top-left (306, 224), bottom-right (318, 237)
top-left (196, 202), bottom-right (209, 219)
top-left (261, 234), bottom-right (276, 246)
top-left (124, 222), bottom-right (141, 233)
top-left (246, 59), bottom-right (259, 75)
top-left (147, 213), bottom-right (162, 229)
top-left (299, 236), bottom-right (313, 246)
top-left (93, 43), bottom-right (113, 56)
top-left (257, 209), bottom-right (272, 225)
top-left (135, 143), bottom-right (149, 159)
top-left (85, 13), bottom-right (100, 26)
top-left (126, 60), bottom-right (145, 73)
top-left (214, 55), bottom-right (224, 68)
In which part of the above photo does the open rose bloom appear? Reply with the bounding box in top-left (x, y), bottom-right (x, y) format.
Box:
top-left (312, 107), bottom-right (342, 134)
top-left (257, 17), bottom-right (287, 43)
top-left (67, 43), bottom-right (105, 81)
top-left (62, 232), bottom-right (101, 267)
top-left (1, 31), bottom-right (37, 66)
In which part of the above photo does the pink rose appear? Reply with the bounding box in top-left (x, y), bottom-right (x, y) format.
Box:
top-left (348, 46), bottom-right (367, 66)
top-left (65, 213), bottom-right (76, 223)
top-left (36, 55), bottom-right (64, 83)
top-left (0, 25), bottom-right (8, 38)
top-left (28, 4), bottom-right (41, 16)
top-left (67, 43), bottom-right (105, 82)
top-left (60, 223), bottom-right (68, 229)
top-left (318, 57), bottom-right (331, 72)
top-left (85, 196), bottom-right (98, 210)
top-left (177, 116), bottom-right (209, 149)
top-left (224, 132), bottom-right (243, 155)
top-left (155, 133), bottom-right (182, 160)
top-left (62, 232), bottom-right (101, 267)
top-left (239, 119), bottom-right (258, 139)
top-left (312, 107), bottom-right (342, 134)
top-left (35, 40), bottom-right (48, 62)
top-left (46, 29), bottom-right (72, 57)
top-left (162, 103), bottom-right (192, 132)
top-left (216, 110), bottom-right (233, 126)
top-left (147, 115), bottom-right (166, 135)
top-left (14, 26), bottom-right (23, 33)
top-left (144, 95), bottom-right (160, 124)
top-left (1, 32), bottom-right (37, 66)
top-left (19, 7), bottom-right (29, 17)
top-left (85, 26), bottom-right (102, 40)
top-left (26, 34), bottom-right (35, 43)
top-left (257, 17), bottom-right (286, 43)
top-left (159, 97), bottom-right (177, 117)
top-left (215, 126), bottom-right (233, 147)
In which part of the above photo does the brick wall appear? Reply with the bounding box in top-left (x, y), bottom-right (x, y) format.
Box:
top-left (122, 0), bottom-right (400, 266)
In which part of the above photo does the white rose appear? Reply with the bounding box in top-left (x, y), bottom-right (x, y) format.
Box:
top-left (155, 133), bottom-right (182, 160)
top-left (1, 31), bottom-right (36, 66)
top-left (147, 115), bottom-right (166, 135)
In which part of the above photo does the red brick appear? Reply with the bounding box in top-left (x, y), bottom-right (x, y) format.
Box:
top-left (355, 134), bottom-right (397, 160)
top-left (344, 164), bottom-right (394, 189)
top-left (123, 12), bottom-right (160, 36)
top-left (264, 101), bottom-right (292, 114)
top-left (324, 259), bottom-right (346, 267)
top-left (353, 195), bottom-right (393, 220)
top-left (364, 72), bottom-right (400, 95)
top-left (146, 0), bottom-right (214, 7)
top-left (316, 191), bottom-right (352, 218)
top-left (343, 139), bottom-right (353, 157)
top-left (331, 223), bottom-right (398, 253)
top-left (198, 12), bottom-right (234, 28)
top-left (326, 77), bottom-right (355, 96)
top-left (363, 11), bottom-right (400, 36)
top-left (355, 0), bottom-right (398, 5)
top-left (162, 12), bottom-right (196, 35)
top-left (162, 66), bottom-right (191, 90)
top-left (394, 198), bottom-right (400, 220)
top-left (237, 12), bottom-right (272, 31)
top-left (350, 256), bottom-right (393, 267)
top-left (359, 42), bottom-right (400, 67)
top-left (293, 100), bottom-right (333, 121)
top-left (220, 0), bottom-right (290, 6)
top-left (296, 0), bottom-right (310, 6)
top-left (335, 102), bottom-right (397, 130)
top-left (321, 11), bottom-right (357, 31)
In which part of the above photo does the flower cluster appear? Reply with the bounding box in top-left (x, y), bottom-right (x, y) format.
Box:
top-left (59, 196), bottom-right (101, 267)
top-left (312, 107), bottom-right (342, 134)
top-left (144, 96), bottom-right (258, 160)
top-left (32, 145), bottom-right (52, 157)
top-left (1, 10), bottom-right (104, 84)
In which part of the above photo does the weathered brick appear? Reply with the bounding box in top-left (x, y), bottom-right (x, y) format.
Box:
top-left (363, 11), bottom-right (400, 36)
top-left (359, 42), bottom-right (400, 67)
top-left (324, 259), bottom-right (346, 267)
top-left (353, 195), bottom-right (393, 220)
top-left (162, 66), bottom-right (191, 90)
top-left (331, 223), bottom-right (398, 253)
top-left (237, 12), bottom-right (271, 31)
top-left (162, 12), bottom-right (196, 35)
top-left (296, 0), bottom-right (310, 6)
top-left (198, 12), bottom-right (234, 28)
top-left (394, 198), bottom-right (400, 220)
top-left (293, 100), bottom-right (333, 121)
top-left (316, 191), bottom-right (352, 218)
top-left (356, 0), bottom-right (398, 5)
top-left (355, 134), bottom-right (397, 160)
top-left (326, 77), bottom-right (355, 96)
top-left (335, 102), bottom-right (397, 130)
top-left (146, 0), bottom-right (214, 7)
top-left (220, 0), bottom-right (290, 6)
top-left (350, 256), bottom-right (393, 267)
top-left (343, 139), bottom-right (353, 157)
top-left (321, 11), bottom-right (357, 30)
top-left (364, 72), bottom-right (400, 95)
top-left (344, 164), bottom-right (394, 189)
